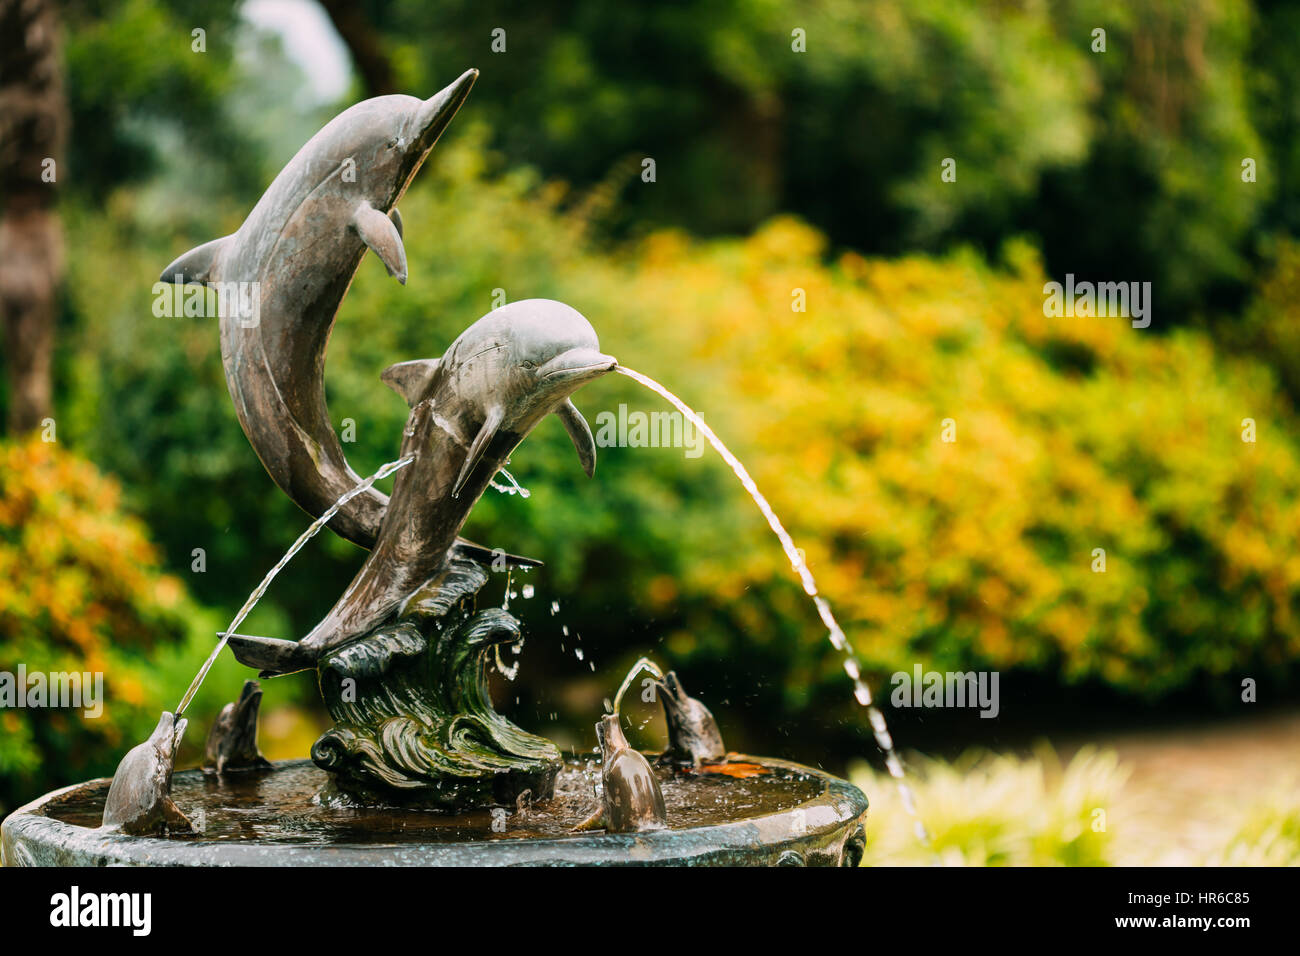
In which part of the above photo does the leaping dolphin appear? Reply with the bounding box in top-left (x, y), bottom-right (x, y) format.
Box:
top-left (226, 299), bottom-right (617, 676)
top-left (159, 69), bottom-right (528, 567)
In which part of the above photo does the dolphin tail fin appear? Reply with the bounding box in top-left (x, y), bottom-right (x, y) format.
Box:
top-left (452, 537), bottom-right (543, 569)
top-left (222, 632), bottom-right (318, 678)
top-left (160, 235), bottom-right (230, 284)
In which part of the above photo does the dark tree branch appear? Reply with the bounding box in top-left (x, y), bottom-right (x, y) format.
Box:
top-left (317, 0), bottom-right (397, 96)
top-left (0, 0), bottom-right (66, 435)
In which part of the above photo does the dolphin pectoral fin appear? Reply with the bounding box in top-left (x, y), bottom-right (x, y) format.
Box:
top-left (159, 235), bottom-right (230, 284)
top-left (452, 537), bottom-right (544, 570)
top-left (453, 405), bottom-right (503, 499)
top-left (556, 399), bottom-right (597, 478)
top-left (389, 207), bottom-right (403, 238)
top-left (352, 202), bottom-right (408, 284)
top-left (381, 358), bottom-right (440, 407)
top-left (222, 632), bottom-right (318, 677)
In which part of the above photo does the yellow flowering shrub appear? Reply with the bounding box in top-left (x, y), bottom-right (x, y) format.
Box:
top-left (597, 220), bottom-right (1300, 695)
top-left (0, 439), bottom-right (215, 813)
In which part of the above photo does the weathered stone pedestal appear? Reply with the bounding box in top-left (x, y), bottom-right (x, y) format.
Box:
top-left (2, 757), bottom-right (867, 867)
top-left (308, 557), bottom-right (560, 809)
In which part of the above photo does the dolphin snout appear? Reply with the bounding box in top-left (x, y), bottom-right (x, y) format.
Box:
top-left (412, 68), bottom-right (478, 150)
top-left (540, 348), bottom-right (617, 387)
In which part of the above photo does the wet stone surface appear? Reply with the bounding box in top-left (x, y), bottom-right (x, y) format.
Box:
top-left (5, 756), bottom-right (867, 866)
top-left (40, 758), bottom-right (824, 845)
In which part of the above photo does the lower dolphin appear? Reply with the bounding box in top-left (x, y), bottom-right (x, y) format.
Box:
top-left (227, 299), bottom-right (616, 676)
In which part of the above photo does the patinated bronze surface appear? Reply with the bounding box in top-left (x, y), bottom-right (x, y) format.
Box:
top-left (159, 68), bottom-right (530, 570)
top-left (148, 70), bottom-right (615, 808)
top-left (574, 714), bottom-right (668, 834)
top-left (100, 713), bottom-right (192, 836)
top-left (656, 671), bottom-right (727, 767)
top-left (202, 680), bottom-right (272, 774)
top-left (218, 298), bottom-right (614, 806)
top-left (309, 556), bottom-right (563, 806)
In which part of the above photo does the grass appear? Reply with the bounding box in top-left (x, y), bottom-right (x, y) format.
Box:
top-left (850, 747), bottom-right (1300, 866)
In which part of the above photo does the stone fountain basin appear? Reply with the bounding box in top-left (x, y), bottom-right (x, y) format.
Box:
top-left (2, 755), bottom-right (867, 867)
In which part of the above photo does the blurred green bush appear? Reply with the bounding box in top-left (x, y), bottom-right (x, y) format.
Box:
top-left (377, 0), bottom-right (1270, 317)
top-left (853, 748), bottom-right (1300, 865)
top-left (852, 748), bottom-right (1126, 866)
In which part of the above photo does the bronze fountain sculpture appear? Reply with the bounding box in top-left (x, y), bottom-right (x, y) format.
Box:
top-left (0, 69), bottom-right (870, 866)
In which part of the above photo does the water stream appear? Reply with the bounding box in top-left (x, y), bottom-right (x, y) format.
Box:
top-left (175, 455), bottom-right (415, 718)
top-left (171, 371), bottom-right (931, 849)
top-left (489, 467), bottom-right (531, 498)
top-left (611, 657), bottom-right (665, 716)
top-left (616, 366), bottom-right (932, 847)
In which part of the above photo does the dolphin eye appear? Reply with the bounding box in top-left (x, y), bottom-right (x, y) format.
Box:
top-left (386, 138), bottom-right (399, 150)
top-left (520, 360), bottom-right (537, 370)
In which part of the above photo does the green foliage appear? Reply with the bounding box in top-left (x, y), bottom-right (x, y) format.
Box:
top-left (1232, 237), bottom-right (1300, 403)
top-left (56, 131), bottom-right (1300, 752)
top-left (62, 0), bottom-right (263, 201)
top-left (851, 748), bottom-right (1126, 866)
top-left (1206, 780), bottom-right (1300, 865)
top-left (360, 0), bottom-right (1269, 315)
top-left (0, 438), bottom-right (249, 814)
top-left (854, 749), bottom-right (1300, 866)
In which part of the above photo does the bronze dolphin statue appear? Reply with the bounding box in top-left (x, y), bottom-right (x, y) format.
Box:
top-left (655, 671), bottom-right (726, 767)
top-left (574, 713), bottom-right (668, 833)
top-left (203, 680), bottom-right (272, 774)
top-left (101, 712), bottom-right (193, 835)
top-left (158, 69), bottom-right (529, 568)
top-left (226, 298), bottom-right (616, 676)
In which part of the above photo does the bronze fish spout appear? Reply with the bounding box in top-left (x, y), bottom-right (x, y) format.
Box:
top-left (203, 680), bottom-right (272, 774)
top-left (656, 671), bottom-right (726, 767)
top-left (574, 713), bottom-right (667, 834)
top-left (101, 712), bottom-right (192, 836)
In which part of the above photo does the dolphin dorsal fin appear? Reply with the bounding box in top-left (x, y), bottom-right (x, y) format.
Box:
top-left (352, 202), bottom-right (408, 284)
top-left (556, 399), bottom-right (597, 477)
top-left (159, 235), bottom-right (230, 285)
top-left (381, 358), bottom-right (440, 407)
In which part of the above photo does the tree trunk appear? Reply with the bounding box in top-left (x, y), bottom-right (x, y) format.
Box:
top-left (0, 0), bottom-right (66, 436)
top-left (317, 0), bottom-right (396, 96)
